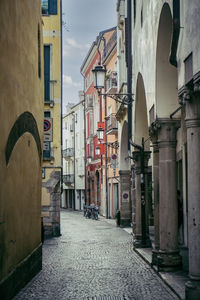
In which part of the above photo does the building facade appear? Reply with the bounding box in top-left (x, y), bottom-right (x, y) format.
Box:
top-left (100, 29), bottom-right (120, 219)
top-left (41, 0), bottom-right (62, 238)
top-left (62, 97), bottom-right (85, 210)
top-left (117, 0), bottom-right (200, 298)
top-left (81, 27), bottom-right (119, 218)
top-left (0, 1), bottom-right (43, 299)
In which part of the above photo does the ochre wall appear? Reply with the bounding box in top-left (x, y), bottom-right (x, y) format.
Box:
top-left (0, 0), bottom-right (43, 280)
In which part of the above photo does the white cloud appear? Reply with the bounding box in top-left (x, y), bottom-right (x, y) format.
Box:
top-left (63, 75), bottom-right (82, 87)
top-left (63, 38), bottom-right (90, 57)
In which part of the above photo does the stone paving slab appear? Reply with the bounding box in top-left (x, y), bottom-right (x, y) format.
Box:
top-left (14, 210), bottom-right (179, 300)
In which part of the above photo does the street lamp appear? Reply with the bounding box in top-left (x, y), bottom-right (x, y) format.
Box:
top-left (93, 65), bottom-right (107, 89)
top-left (97, 126), bottom-right (104, 140)
top-left (95, 147), bottom-right (101, 156)
top-left (92, 65), bottom-right (134, 105)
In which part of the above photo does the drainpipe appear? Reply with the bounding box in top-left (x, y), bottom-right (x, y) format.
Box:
top-left (73, 114), bottom-right (76, 210)
top-left (127, 0), bottom-right (132, 151)
top-left (60, 0), bottom-right (63, 195)
top-left (80, 72), bottom-right (87, 206)
top-left (169, 0), bottom-right (180, 67)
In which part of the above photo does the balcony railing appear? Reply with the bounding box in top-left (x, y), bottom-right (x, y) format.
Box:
top-left (62, 148), bottom-right (74, 158)
top-left (62, 174), bottom-right (74, 185)
top-left (105, 72), bottom-right (118, 94)
top-left (106, 114), bottom-right (118, 135)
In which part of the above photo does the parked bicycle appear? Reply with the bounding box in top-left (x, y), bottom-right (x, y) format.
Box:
top-left (84, 204), bottom-right (99, 220)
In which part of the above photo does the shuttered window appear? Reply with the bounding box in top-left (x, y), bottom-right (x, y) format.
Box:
top-left (44, 45), bottom-right (50, 102)
top-left (41, 0), bottom-right (57, 15)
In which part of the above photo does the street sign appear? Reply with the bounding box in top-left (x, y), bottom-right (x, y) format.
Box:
top-left (122, 191), bottom-right (129, 203)
top-left (44, 118), bottom-right (53, 142)
top-left (43, 142), bottom-right (50, 151)
top-left (111, 153), bottom-right (118, 170)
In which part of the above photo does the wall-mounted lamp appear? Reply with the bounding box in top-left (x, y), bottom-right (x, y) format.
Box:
top-left (95, 147), bottom-right (101, 156)
top-left (92, 65), bottom-right (134, 106)
top-left (97, 127), bottom-right (104, 140)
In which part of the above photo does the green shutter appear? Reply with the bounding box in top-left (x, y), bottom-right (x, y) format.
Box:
top-left (44, 45), bottom-right (50, 101)
top-left (49, 0), bottom-right (57, 15)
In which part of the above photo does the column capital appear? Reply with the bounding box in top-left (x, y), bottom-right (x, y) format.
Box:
top-left (153, 118), bottom-right (180, 149)
top-left (178, 71), bottom-right (200, 105)
top-left (132, 151), bottom-right (151, 174)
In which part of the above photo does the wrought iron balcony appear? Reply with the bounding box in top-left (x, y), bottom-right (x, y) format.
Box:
top-left (105, 72), bottom-right (118, 94)
top-left (62, 174), bottom-right (74, 185)
top-left (106, 113), bottom-right (118, 135)
top-left (62, 148), bottom-right (74, 159)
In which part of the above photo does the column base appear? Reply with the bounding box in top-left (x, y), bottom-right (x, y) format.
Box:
top-left (152, 249), bottom-right (159, 266)
top-left (186, 280), bottom-right (200, 300)
top-left (120, 218), bottom-right (131, 227)
top-left (133, 235), bottom-right (151, 248)
top-left (157, 250), bottom-right (182, 271)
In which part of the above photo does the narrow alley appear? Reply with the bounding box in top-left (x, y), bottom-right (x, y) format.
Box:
top-left (14, 211), bottom-right (178, 300)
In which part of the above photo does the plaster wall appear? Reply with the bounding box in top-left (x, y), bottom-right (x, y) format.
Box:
top-left (42, 1), bottom-right (62, 237)
top-left (0, 0), bottom-right (43, 282)
top-left (178, 0), bottom-right (200, 88)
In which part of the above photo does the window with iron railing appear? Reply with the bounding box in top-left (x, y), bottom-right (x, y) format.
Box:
top-left (106, 114), bottom-right (118, 132)
top-left (105, 72), bottom-right (118, 93)
top-left (62, 174), bottom-right (74, 184)
top-left (62, 148), bottom-right (74, 158)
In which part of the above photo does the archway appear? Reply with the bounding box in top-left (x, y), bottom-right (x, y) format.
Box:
top-left (120, 121), bottom-right (129, 170)
top-left (154, 3), bottom-right (182, 270)
top-left (156, 3), bottom-right (178, 117)
top-left (133, 73), bottom-right (151, 247)
top-left (134, 73), bottom-right (149, 150)
top-left (119, 121), bottom-right (131, 226)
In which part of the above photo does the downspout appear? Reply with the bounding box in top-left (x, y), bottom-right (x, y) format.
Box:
top-left (73, 114), bottom-right (76, 210)
top-left (60, 0), bottom-right (63, 194)
top-left (127, 0), bottom-right (132, 151)
top-left (80, 72), bottom-right (87, 205)
top-left (169, 0), bottom-right (180, 67)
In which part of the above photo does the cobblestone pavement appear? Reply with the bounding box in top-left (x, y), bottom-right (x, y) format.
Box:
top-left (14, 210), bottom-right (179, 300)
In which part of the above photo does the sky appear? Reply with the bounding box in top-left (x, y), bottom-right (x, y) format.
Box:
top-left (62, 0), bottom-right (117, 110)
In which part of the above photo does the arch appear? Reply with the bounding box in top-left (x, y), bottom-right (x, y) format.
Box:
top-left (134, 73), bottom-right (149, 150)
top-left (120, 121), bottom-right (129, 170)
top-left (5, 111), bottom-right (42, 166)
top-left (156, 3), bottom-right (178, 118)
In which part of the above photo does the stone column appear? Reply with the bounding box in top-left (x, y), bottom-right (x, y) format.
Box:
top-left (149, 125), bottom-right (160, 265)
top-left (156, 118), bottom-right (182, 271)
top-left (132, 152), bottom-right (142, 246)
top-left (119, 170), bottom-right (131, 227)
top-left (132, 151), bottom-right (151, 248)
top-left (179, 79), bottom-right (200, 299)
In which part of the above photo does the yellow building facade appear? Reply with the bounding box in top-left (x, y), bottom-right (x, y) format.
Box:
top-left (0, 1), bottom-right (43, 299)
top-left (41, 0), bottom-right (62, 238)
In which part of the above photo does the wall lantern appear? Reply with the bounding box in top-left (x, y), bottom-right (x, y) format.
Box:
top-left (97, 127), bottom-right (104, 140)
top-left (95, 147), bottom-right (101, 156)
top-left (92, 65), bottom-right (106, 89)
top-left (92, 64), bottom-right (134, 106)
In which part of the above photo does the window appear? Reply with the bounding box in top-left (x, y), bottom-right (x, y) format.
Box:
top-left (44, 111), bottom-right (51, 117)
top-left (44, 45), bottom-right (50, 102)
top-left (41, 0), bottom-right (57, 15)
top-left (38, 25), bottom-right (41, 78)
